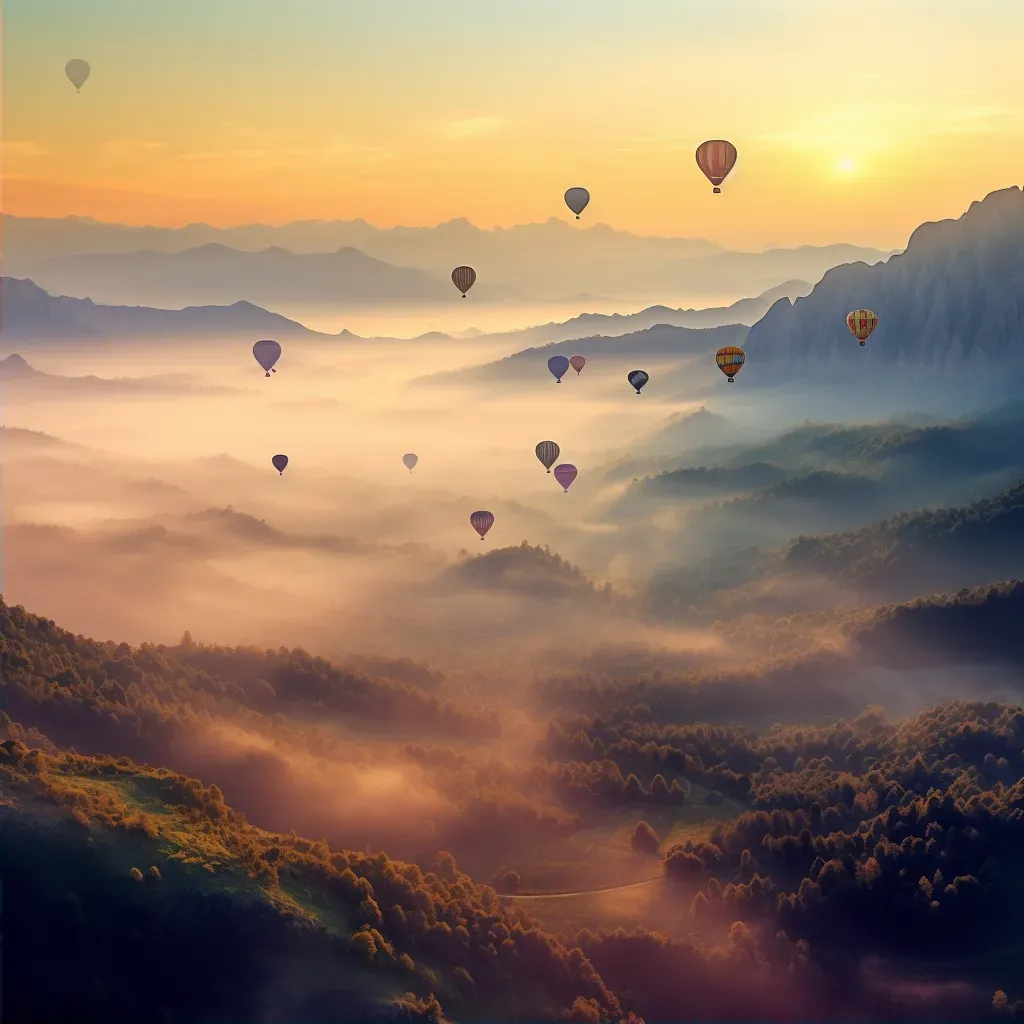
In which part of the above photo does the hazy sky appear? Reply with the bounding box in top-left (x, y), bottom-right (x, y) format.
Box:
top-left (5, 0), bottom-right (1024, 248)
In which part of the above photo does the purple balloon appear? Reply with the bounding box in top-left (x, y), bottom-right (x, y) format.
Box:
top-left (253, 339), bottom-right (281, 377)
top-left (548, 355), bottom-right (570, 382)
top-left (553, 463), bottom-right (577, 492)
top-left (272, 454), bottom-right (288, 475)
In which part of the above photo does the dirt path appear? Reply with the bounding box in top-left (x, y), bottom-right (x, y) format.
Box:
top-left (509, 875), bottom-right (664, 900)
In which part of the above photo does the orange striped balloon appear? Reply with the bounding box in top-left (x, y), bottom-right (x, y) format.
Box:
top-left (846, 309), bottom-right (878, 347)
top-left (696, 140), bottom-right (737, 193)
top-left (452, 266), bottom-right (477, 298)
top-left (716, 346), bottom-right (745, 382)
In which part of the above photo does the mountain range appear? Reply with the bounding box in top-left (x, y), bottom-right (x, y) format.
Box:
top-left (0, 276), bottom-right (800, 345)
top-left (0, 352), bottom-right (237, 396)
top-left (4, 213), bottom-right (895, 306)
top-left (0, 277), bottom-right (328, 341)
top-left (744, 185), bottom-right (1024, 376)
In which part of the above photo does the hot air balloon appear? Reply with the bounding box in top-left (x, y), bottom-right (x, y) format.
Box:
top-left (535, 441), bottom-right (560, 473)
top-left (627, 369), bottom-right (649, 394)
top-left (272, 454), bottom-right (288, 475)
top-left (716, 346), bottom-right (746, 383)
top-left (470, 510), bottom-right (494, 540)
top-left (65, 59), bottom-right (90, 92)
top-left (695, 140), bottom-right (737, 194)
top-left (847, 309), bottom-right (878, 347)
top-left (553, 464), bottom-right (578, 492)
top-left (403, 453), bottom-right (418, 472)
top-left (452, 266), bottom-right (477, 298)
top-left (253, 339), bottom-right (281, 376)
top-left (564, 187), bottom-right (590, 219)
top-left (570, 355), bottom-right (586, 375)
top-left (548, 355), bottom-right (571, 382)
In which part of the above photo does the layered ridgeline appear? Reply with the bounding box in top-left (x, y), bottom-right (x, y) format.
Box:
top-left (744, 186), bottom-right (1024, 379)
top-left (4, 212), bottom-right (893, 306)
top-left (0, 276), bottom-right (330, 341)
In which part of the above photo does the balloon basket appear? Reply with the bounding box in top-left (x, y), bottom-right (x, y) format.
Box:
top-left (860, 341), bottom-right (866, 346)
top-left (713, 187), bottom-right (722, 194)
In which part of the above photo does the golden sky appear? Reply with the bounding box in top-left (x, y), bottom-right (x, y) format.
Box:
top-left (4, 0), bottom-right (1023, 249)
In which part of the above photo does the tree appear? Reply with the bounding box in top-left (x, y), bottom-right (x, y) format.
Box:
top-left (496, 870), bottom-right (521, 895)
top-left (650, 774), bottom-right (671, 804)
top-left (630, 821), bottom-right (661, 856)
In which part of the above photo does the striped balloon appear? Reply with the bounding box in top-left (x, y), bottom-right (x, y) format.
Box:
top-left (716, 346), bottom-right (745, 382)
top-left (470, 510), bottom-right (494, 540)
top-left (452, 266), bottom-right (477, 297)
top-left (535, 441), bottom-right (560, 473)
top-left (695, 140), bottom-right (737, 194)
top-left (846, 309), bottom-right (878, 347)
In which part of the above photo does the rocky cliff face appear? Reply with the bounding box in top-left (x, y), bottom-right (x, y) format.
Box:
top-left (743, 187), bottom-right (1024, 375)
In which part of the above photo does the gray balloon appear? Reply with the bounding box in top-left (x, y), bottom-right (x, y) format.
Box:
top-left (564, 187), bottom-right (590, 219)
top-left (253, 339), bottom-right (281, 376)
top-left (403, 453), bottom-right (418, 472)
top-left (65, 59), bottom-right (91, 92)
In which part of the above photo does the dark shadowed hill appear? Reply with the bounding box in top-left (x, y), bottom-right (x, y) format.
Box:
top-left (780, 478), bottom-right (1024, 600)
top-left (649, 474), bottom-right (1024, 621)
top-left (426, 323), bottom-right (749, 385)
top-left (0, 276), bottom-right (330, 341)
top-left (439, 542), bottom-right (622, 605)
top-left (744, 186), bottom-right (1024, 377)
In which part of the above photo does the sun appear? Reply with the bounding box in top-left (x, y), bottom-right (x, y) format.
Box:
top-left (836, 157), bottom-right (857, 175)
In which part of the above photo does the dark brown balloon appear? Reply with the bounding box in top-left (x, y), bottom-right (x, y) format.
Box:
top-left (452, 266), bottom-right (477, 297)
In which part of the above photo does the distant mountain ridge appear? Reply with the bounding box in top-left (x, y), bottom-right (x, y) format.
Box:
top-left (476, 280), bottom-right (813, 347)
top-left (744, 186), bottom-right (1024, 376)
top-left (4, 213), bottom-right (895, 305)
top-left (25, 244), bottom-right (477, 308)
top-left (426, 322), bottom-right (750, 385)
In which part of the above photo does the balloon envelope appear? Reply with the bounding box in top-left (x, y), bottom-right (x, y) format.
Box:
top-left (452, 266), bottom-right (477, 297)
top-left (553, 464), bottom-right (578, 491)
top-left (847, 309), bottom-right (878, 346)
top-left (470, 510), bottom-right (494, 539)
top-left (548, 355), bottom-right (571, 382)
top-left (627, 369), bottom-right (649, 393)
top-left (695, 140), bottom-right (737, 193)
top-left (564, 187), bottom-right (590, 218)
top-left (253, 339), bottom-right (282, 376)
top-left (716, 346), bottom-right (746, 381)
top-left (535, 440), bottom-right (560, 472)
top-left (272, 454), bottom-right (288, 474)
top-left (570, 355), bottom-right (586, 374)
top-left (403, 453), bottom-right (418, 471)
top-left (65, 59), bottom-right (90, 91)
